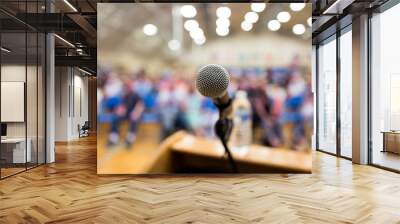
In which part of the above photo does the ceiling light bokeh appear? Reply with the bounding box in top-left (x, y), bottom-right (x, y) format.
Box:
top-left (189, 28), bottom-right (204, 39)
top-left (277, 11), bottom-right (291, 23)
top-left (184, 19), bottom-right (199, 31)
top-left (241, 21), bottom-right (253, 31)
top-left (216, 6), bottom-right (231, 18)
top-left (250, 3), bottom-right (266, 12)
top-left (168, 39), bottom-right (181, 51)
top-left (180, 5), bottom-right (197, 18)
top-left (245, 11), bottom-right (259, 24)
top-left (268, 20), bottom-right (281, 31)
top-left (143, 24), bottom-right (158, 36)
top-left (216, 26), bottom-right (229, 36)
top-left (292, 24), bottom-right (306, 35)
top-left (194, 36), bottom-right (206, 45)
top-left (290, 3), bottom-right (306, 11)
top-left (216, 18), bottom-right (230, 28)
top-left (307, 17), bottom-right (312, 27)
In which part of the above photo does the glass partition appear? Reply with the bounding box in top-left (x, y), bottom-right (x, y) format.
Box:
top-left (1, 30), bottom-right (28, 177)
top-left (0, 2), bottom-right (46, 179)
top-left (27, 30), bottom-right (38, 169)
top-left (317, 36), bottom-right (337, 154)
top-left (371, 3), bottom-right (400, 171)
top-left (339, 28), bottom-right (352, 158)
top-left (38, 32), bottom-right (45, 165)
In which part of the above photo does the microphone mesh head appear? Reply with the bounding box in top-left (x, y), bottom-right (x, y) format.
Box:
top-left (196, 64), bottom-right (230, 98)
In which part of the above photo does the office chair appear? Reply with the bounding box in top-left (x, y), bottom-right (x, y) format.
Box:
top-left (78, 121), bottom-right (90, 138)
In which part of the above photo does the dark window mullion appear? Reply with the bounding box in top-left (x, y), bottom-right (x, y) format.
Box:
top-left (316, 44), bottom-right (320, 150)
top-left (36, 0), bottom-right (39, 167)
top-left (367, 11), bottom-right (373, 165)
top-left (25, 0), bottom-right (28, 171)
top-left (336, 26), bottom-right (341, 157)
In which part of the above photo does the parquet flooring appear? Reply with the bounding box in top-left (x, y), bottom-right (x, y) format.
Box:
top-left (1, 135), bottom-right (400, 223)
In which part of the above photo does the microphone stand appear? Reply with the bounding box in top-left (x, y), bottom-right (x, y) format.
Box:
top-left (214, 99), bottom-right (238, 173)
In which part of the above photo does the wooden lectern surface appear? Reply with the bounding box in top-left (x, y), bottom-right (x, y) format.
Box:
top-left (171, 133), bottom-right (312, 173)
top-left (98, 128), bottom-right (312, 174)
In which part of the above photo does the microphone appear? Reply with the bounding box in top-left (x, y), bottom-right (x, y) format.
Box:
top-left (196, 64), bottom-right (232, 119)
top-left (195, 64), bottom-right (238, 173)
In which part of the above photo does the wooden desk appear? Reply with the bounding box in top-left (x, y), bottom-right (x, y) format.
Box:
top-left (169, 134), bottom-right (312, 173)
top-left (1, 138), bottom-right (31, 164)
top-left (382, 131), bottom-right (400, 154)
top-left (142, 131), bottom-right (311, 174)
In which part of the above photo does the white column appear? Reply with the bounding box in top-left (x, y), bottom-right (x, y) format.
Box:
top-left (45, 0), bottom-right (55, 163)
top-left (46, 33), bottom-right (55, 163)
top-left (352, 14), bottom-right (369, 164)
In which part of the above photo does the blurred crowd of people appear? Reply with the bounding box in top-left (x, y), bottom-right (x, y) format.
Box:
top-left (98, 60), bottom-right (313, 150)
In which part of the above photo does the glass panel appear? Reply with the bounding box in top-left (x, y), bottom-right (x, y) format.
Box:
top-left (317, 37), bottom-right (337, 154)
top-left (371, 4), bottom-right (400, 171)
top-left (27, 30), bottom-right (38, 169)
top-left (312, 45), bottom-right (317, 150)
top-left (0, 1), bottom-right (46, 178)
top-left (38, 32), bottom-right (45, 165)
top-left (1, 30), bottom-right (27, 177)
top-left (339, 29), bottom-right (352, 158)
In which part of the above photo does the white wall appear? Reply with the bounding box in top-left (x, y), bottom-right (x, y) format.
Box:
top-left (54, 67), bottom-right (89, 141)
top-left (1, 65), bottom-right (26, 138)
top-left (1, 64), bottom-right (46, 163)
top-left (1, 65), bottom-right (37, 138)
top-left (71, 73), bottom-right (89, 138)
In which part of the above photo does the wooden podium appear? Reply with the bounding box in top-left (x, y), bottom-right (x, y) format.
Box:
top-left (144, 131), bottom-right (312, 174)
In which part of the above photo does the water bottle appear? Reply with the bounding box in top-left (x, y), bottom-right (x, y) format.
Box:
top-left (231, 91), bottom-right (252, 155)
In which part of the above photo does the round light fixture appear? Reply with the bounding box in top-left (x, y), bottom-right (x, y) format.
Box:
top-left (168, 40), bottom-right (181, 51)
top-left (250, 3), bottom-right (266, 12)
top-left (216, 26), bottom-right (229, 36)
top-left (290, 3), bottom-right (305, 11)
top-left (307, 17), bottom-right (312, 27)
top-left (180, 5), bottom-right (197, 18)
top-left (277, 11), bottom-right (291, 23)
top-left (244, 11), bottom-right (259, 24)
top-left (267, 20), bottom-right (281, 31)
top-left (184, 19), bottom-right (199, 31)
top-left (292, 24), bottom-right (306, 35)
top-left (143, 24), bottom-right (158, 36)
top-left (216, 6), bottom-right (231, 18)
top-left (241, 21), bottom-right (253, 31)
top-left (216, 18), bottom-right (230, 28)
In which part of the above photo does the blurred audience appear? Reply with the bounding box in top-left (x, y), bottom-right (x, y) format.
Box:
top-left (98, 58), bottom-right (313, 150)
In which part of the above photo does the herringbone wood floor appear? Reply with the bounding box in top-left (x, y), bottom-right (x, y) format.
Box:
top-left (1, 135), bottom-right (400, 224)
